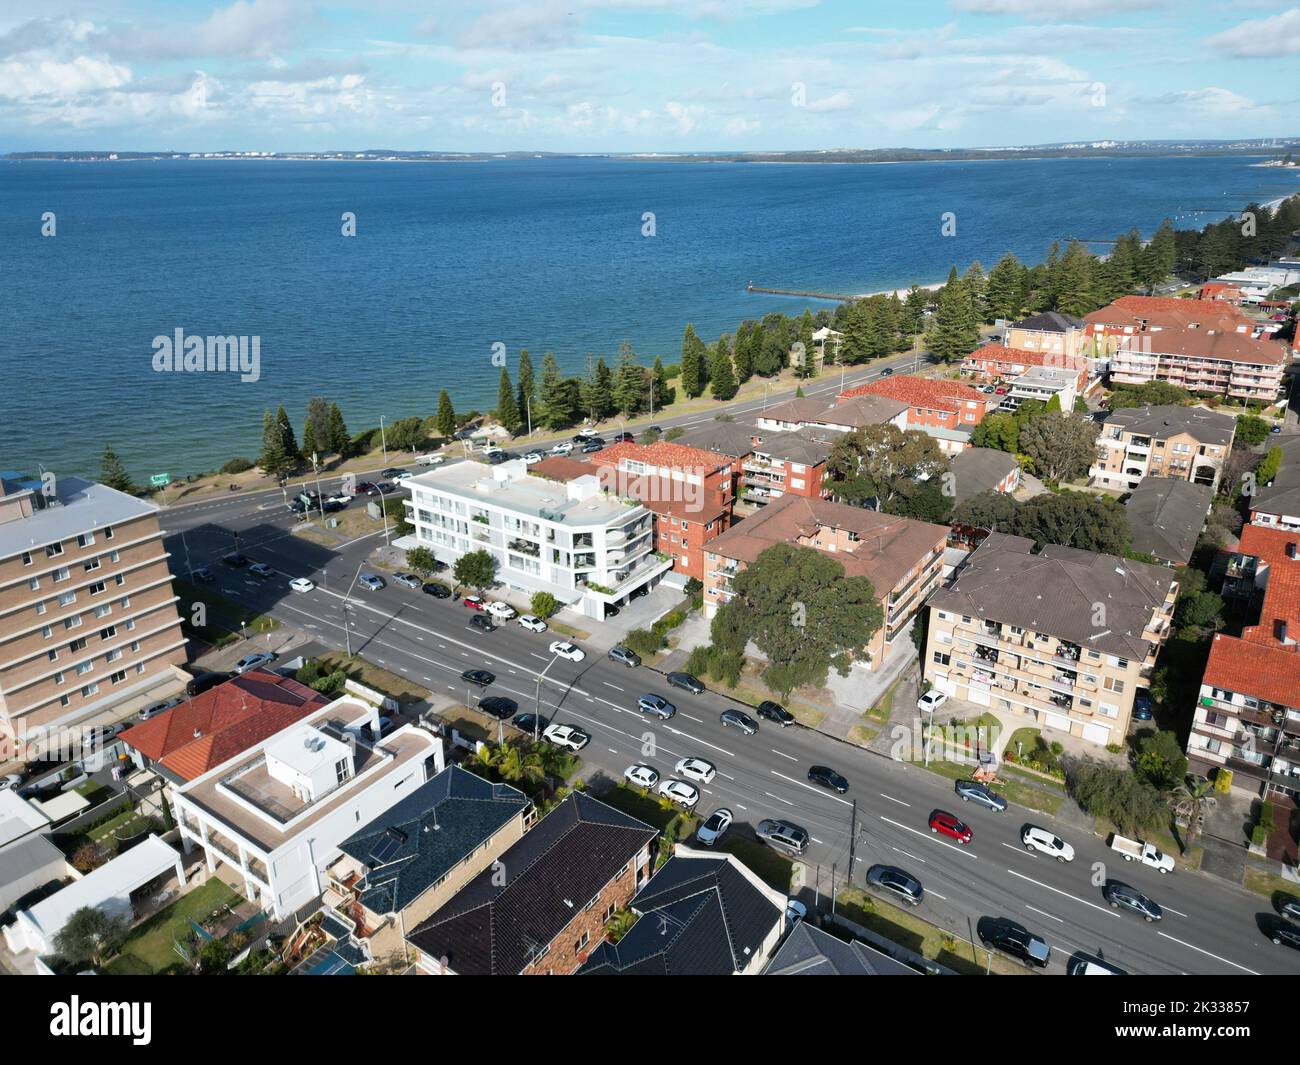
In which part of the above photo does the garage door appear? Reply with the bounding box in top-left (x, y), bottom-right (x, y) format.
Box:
top-left (1042, 711), bottom-right (1071, 733)
top-left (968, 684), bottom-right (991, 707)
top-left (1082, 721), bottom-right (1111, 746)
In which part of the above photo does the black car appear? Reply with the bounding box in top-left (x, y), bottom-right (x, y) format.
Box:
top-left (221, 553), bottom-right (249, 568)
top-left (757, 700), bottom-right (794, 726)
top-left (667, 671), bottom-right (705, 695)
top-left (512, 713), bottom-right (551, 736)
top-left (1263, 916), bottom-right (1300, 950)
top-left (373, 481), bottom-right (395, 493)
top-left (462, 669), bottom-right (495, 687)
top-left (878, 367), bottom-right (894, 377)
top-left (381, 468), bottom-right (405, 479)
top-left (185, 671), bottom-right (229, 697)
top-left (977, 917), bottom-right (1051, 969)
top-left (422, 582), bottom-right (451, 598)
top-left (613, 432), bottom-right (634, 443)
top-left (865, 864), bottom-right (924, 906)
top-left (808, 765), bottom-right (849, 794)
top-left (604, 605), bottom-right (621, 619)
top-left (323, 499), bottom-right (347, 513)
top-left (719, 709), bottom-right (758, 735)
top-left (1103, 881), bottom-right (1162, 922)
top-left (479, 697), bottom-right (518, 721)
top-left (630, 583), bottom-right (650, 600)
top-left (288, 499), bottom-right (307, 514)
top-left (192, 566), bottom-right (215, 583)
top-left (469, 615), bottom-right (496, 633)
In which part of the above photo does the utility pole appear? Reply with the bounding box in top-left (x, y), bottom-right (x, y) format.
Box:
top-left (533, 653), bottom-right (562, 742)
top-left (847, 799), bottom-right (858, 887)
top-left (373, 484), bottom-right (392, 546)
top-left (341, 559), bottom-right (367, 656)
top-left (379, 415), bottom-right (388, 463)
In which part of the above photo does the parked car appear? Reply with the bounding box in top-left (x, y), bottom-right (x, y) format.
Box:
top-left (487, 601), bottom-right (517, 620)
top-left (803, 763), bottom-right (846, 793)
top-left (1021, 825), bottom-right (1075, 862)
top-left (512, 713), bottom-right (550, 736)
top-left (757, 700), bottom-right (794, 726)
top-left (138, 700), bottom-right (175, 721)
top-left (604, 605), bottom-right (620, 619)
top-left (421, 582), bottom-right (451, 598)
top-left (623, 764), bottom-right (659, 789)
top-left (518, 614), bottom-right (548, 632)
top-left (373, 481), bottom-right (395, 494)
top-left (192, 566), bottom-right (215, 583)
top-left (185, 671), bottom-right (228, 697)
top-left (479, 697), bottom-right (517, 721)
top-left (638, 694), bottom-right (675, 720)
top-left (608, 645), bottom-right (641, 668)
top-left (756, 818), bottom-right (809, 857)
top-left (289, 577), bottom-right (315, 593)
top-left (1132, 689), bottom-right (1154, 721)
top-left (695, 808), bottom-right (733, 846)
top-left (1280, 898), bottom-right (1300, 922)
top-left (719, 709), bottom-right (758, 735)
top-left (322, 499), bottom-right (346, 513)
top-left (523, 451), bottom-right (544, 464)
top-left (1103, 881), bottom-right (1163, 922)
top-left (865, 864), bottom-right (924, 906)
top-left (469, 615), bottom-right (496, 633)
top-left (928, 810), bottom-right (972, 844)
top-left (392, 572), bottom-right (421, 590)
top-left (461, 669), bottom-right (495, 687)
top-left (917, 690), bottom-right (948, 713)
top-left (463, 595), bottom-right (486, 610)
top-left (381, 468), bottom-right (405, 480)
top-left (955, 779), bottom-right (1008, 811)
top-left (543, 723), bottom-right (591, 752)
top-left (674, 757), bottom-right (716, 784)
top-left (326, 492), bottom-right (352, 505)
top-left (549, 641), bottom-right (585, 662)
top-left (666, 671), bottom-right (705, 695)
top-left (1067, 955), bottom-right (1128, 975)
top-left (357, 572), bottom-right (385, 591)
top-left (657, 778), bottom-right (700, 809)
top-left (1108, 833), bottom-right (1174, 873)
top-left (221, 552), bottom-right (249, 568)
top-left (0, 773), bottom-right (24, 791)
top-left (233, 651), bottom-right (275, 675)
top-left (1264, 916), bottom-right (1300, 950)
top-left (978, 917), bottom-right (1050, 969)
top-left (549, 441), bottom-right (574, 456)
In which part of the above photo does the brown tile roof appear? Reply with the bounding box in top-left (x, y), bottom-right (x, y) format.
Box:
top-left (1120, 327), bottom-right (1287, 366)
top-left (962, 343), bottom-right (1088, 376)
top-left (706, 495), bottom-right (947, 592)
top-left (759, 398), bottom-right (829, 424)
top-left (813, 395), bottom-right (910, 428)
top-left (119, 670), bottom-right (330, 781)
top-left (528, 456), bottom-right (595, 482)
top-left (1112, 294), bottom-right (1249, 322)
top-left (529, 457), bottom-right (729, 520)
top-left (592, 440), bottom-right (732, 474)
top-left (837, 375), bottom-right (987, 413)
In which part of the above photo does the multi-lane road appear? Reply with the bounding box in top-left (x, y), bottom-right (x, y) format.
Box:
top-left (155, 352), bottom-right (1300, 977)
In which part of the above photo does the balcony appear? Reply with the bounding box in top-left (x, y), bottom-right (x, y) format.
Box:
top-left (1053, 640), bottom-right (1081, 663)
top-left (507, 539), bottom-right (539, 557)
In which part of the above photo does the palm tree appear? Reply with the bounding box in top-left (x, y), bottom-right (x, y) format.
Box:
top-left (496, 743), bottom-right (545, 787)
top-left (1174, 775), bottom-right (1214, 849)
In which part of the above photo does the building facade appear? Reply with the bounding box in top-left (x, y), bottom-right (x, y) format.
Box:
top-left (1090, 405), bottom-right (1236, 492)
top-left (837, 376), bottom-right (990, 454)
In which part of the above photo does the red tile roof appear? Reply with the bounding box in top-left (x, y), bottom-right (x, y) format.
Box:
top-left (1112, 294), bottom-right (1249, 322)
top-left (119, 669), bottom-right (330, 781)
top-left (837, 375), bottom-right (987, 413)
top-left (962, 343), bottom-right (1088, 375)
top-left (1202, 526), bottom-right (1300, 705)
top-left (527, 457), bottom-right (729, 520)
top-left (591, 440), bottom-right (732, 474)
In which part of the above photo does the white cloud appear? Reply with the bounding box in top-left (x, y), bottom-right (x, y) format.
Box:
top-left (806, 90), bottom-right (853, 113)
top-left (1206, 8), bottom-right (1300, 58)
top-left (951, 0), bottom-right (1166, 16)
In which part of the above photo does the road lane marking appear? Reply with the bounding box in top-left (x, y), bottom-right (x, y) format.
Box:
top-left (878, 815), bottom-right (978, 859)
top-left (1026, 905), bottom-right (1063, 923)
top-left (770, 769), bottom-right (853, 807)
top-left (891, 847), bottom-right (926, 864)
top-left (879, 793), bottom-right (910, 807)
top-left (1003, 868), bottom-right (1118, 918)
top-left (772, 749), bottom-right (798, 762)
top-left (1155, 932), bottom-right (1259, 975)
top-left (603, 682), bottom-right (624, 692)
top-left (765, 791), bottom-right (794, 807)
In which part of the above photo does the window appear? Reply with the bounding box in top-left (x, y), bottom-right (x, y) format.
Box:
top-left (933, 651), bottom-right (951, 666)
top-left (95, 605), bottom-right (111, 619)
top-left (88, 581), bottom-right (105, 596)
top-left (47, 649), bottom-right (58, 662)
top-left (77, 532), bottom-right (95, 548)
top-left (69, 637), bottom-right (86, 652)
top-left (109, 550), bottom-right (120, 563)
top-left (45, 543), bottom-right (64, 558)
top-left (135, 663), bottom-right (146, 675)
top-left (81, 683), bottom-right (98, 697)
top-left (27, 576), bottom-right (39, 591)
top-left (54, 672), bottom-right (65, 686)
top-left (1103, 677), bottom-right (1125, 694)
top-left (41, 625), bottom-right (52, 639)
top-left (21, 551), bottom-right (32, 566)
top-left (114, 574), bottom-right (125, 586)
top-left (53, 566), bottom-right (70, 583)
top-left (118, 596), bottom-right (130, 609)
top-left (575, 931), bottom-right (590, 952)
top-left (83, 557), bottom-right (101, 572)
top-left (103, 526), bottom-right (114, 540)
top-left (106, 648), bottom-right (123, 663)
top-left (59, 695), bottom-right (70, 708)
top-left (75, 662), bottom-right (93, 676)
top-left (35, 600), bottom-right (47, 616)
top-left (130, 640), bottom-right (141, 652)
top-left (110, 669), bottom-right (127, 684)
top-left (58, 591), bottom-right (76, 607)
top-left (125, 618), bottom-right (136, 631)
top-left (100, 626), bottom-right (116, 641)
top-left (63, 616), bottom-right (82, 631)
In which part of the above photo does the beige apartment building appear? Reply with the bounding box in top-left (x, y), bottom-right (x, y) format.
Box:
top-left (1090, 404), bottom-right (1236, 492)
top-left (923, 534), bottom-right (1177, 748)
top-left (703, 495), bottom-right (947, 671)
top-left (0, 471), bottom-right (187, 759)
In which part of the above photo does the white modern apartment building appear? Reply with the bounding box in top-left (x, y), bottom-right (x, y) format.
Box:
top-left (402, 459), bottom-right (673, 618)
top-left (172, 695), bottom-right (444, 920)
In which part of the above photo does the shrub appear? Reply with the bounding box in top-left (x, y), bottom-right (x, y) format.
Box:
top-left (651, 610), bottom-right (687, 638)
top-left (684, 646), bottom-right (710, 676)
top-left (530, 592), bottom-right (560, 619)
top-left (220, 457), bottom-right (254, 475)
top-left (624, 628), bottom-right (665, 658)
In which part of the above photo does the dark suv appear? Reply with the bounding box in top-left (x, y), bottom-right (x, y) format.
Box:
top-left (469, 615), bottom-right (496, 633)
top-left (978, 917), bottom-right (1050, 968)
top-left (866, 864), bottom-right (924, 906)
top-left (667, 672), bottom-right (705, 695)
top-left (1103, 881), bottom-right (1163, 922)
top-left (757, 700), bottom-right (794, 726)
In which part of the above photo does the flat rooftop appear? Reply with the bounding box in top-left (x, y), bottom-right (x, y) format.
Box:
top-left (0, 474), bottom-right (159, 560)
top-left (408, 460), bottom-right (640, 527)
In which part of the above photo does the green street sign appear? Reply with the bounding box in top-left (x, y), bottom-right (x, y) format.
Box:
top-left (149, 473), bottom-right (171, 488)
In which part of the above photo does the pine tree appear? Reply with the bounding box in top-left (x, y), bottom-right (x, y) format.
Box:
top-left (929, 272), bottom-right (979, 363)
top-left (710, 340), bottom-right (737, 400)
top-left (301, 418), bottom-right (318, 463)
top-left (497, 367), bottom-right (521, 434)
top-left (274, 405), bottom-right (299, 464)
top-left (538, 351), bottom-right (568, 429)
top-left (985, 253), bottom-right (1024, 322)
top-left (680, 323), bottom-right (707, 398)
top-left (1057, 240), bottom-right (1098, 317)
top-left (436, 390), bottom-right (456, 440)
top-left (327, 403), bottom-right (349, 457)
top-left (841, 300), bottom-right (872, 364)
top-left (258, 410), bottom-right (290, 477)
top-left (100, 446), bottom-right (133, 493)
top-left (652, 356), bottom-right (675, 409)
top-left (797, 309), bottom-right (815, 366)
top-left (516, 349), bottom-right (535, 428)
top-left (594, 357), bottom-right (614, 420)
top-left (900, 285), bottom-right (928, 336)
top-left (612, 340), bottom-right (647, 417)
top-left (963, 261), bottom-right (988, 323)
top-left (733, 321), bottom-right (755, 383)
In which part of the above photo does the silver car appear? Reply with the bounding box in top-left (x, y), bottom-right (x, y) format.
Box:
top-left (955, 779), bottom-right (1008, 812)
top-left (232, 651), bottom-right (275, 675)
top-left (695, 808), bottom-right (733, 846)
top-left (357, 572), bottom-right (385, 591)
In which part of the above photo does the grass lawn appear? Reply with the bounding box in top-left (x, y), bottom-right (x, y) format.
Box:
top-left (1243, 862), bottom-right (1300, 903)
top-left (1093, 817), bottom-right (1204, 871)
top-left (836, 888), bottom-right (1031, 976)
top-left (847, 724), bottom-right (878, 748)
top-left (548, 620), bottom-right (592, 642)
top-left (88, 808), bottom-right (154, 847)
top-left (920, 757), bottom-right (1064, 816)
top-left (74, 781), bottom-right (110, 805)
top-left (104, 879), bottom-right (241, 975)
top-left (318, 652), bottom-right (430, 706)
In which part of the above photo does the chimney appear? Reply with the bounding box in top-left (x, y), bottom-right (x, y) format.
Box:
top-left (1276, 619), bottom-right (1289, 644)
top-left (1287, 542), bottom-right (1297, 560)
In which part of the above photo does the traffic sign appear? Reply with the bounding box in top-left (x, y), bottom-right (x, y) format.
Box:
top-left (149, 473), bottom-right (171, 488)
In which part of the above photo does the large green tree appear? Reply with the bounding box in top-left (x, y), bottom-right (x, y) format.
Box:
top-left (454, 549), bottom-right (497, 591)
top-left (612, 340), bottom-right (647, 417)
top-left (1016, 411), bottom-right (1099, 482)
top-left (825, 423), bottom-right (951, 518)
top-left (496, 367), bottom-right (521, 434)
top-left (679, 323), bottom-right (708, 398)
top-left (100, 446), bottom-right (133, 493)
top-left (516, 349), bottom-right (535, 429)
top-left (53, 906), bottom-right (129, 967)
top-left (326, 402), bottom-right (350, 456)
top-left (927, 268), bottom-right (980, 363)
top-left (436, 390), bottom-right (456, 440)
top-left (710, 339), bottom-right (738, 401)
top-left (258, 410), bottom-right (293, 478)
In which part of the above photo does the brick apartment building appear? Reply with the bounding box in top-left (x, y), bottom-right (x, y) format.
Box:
top-left (0, 471), bottom-right (187, 761)
top-left (1189, 525), bottom-right (1300, 800)
top-left (1003, 311), bottom-right (1086, 358)
top-left (672, 421), bottom-right (833, 505)
top-left (923, 533), bottom-right (1177, 749)
top-left (405, 792), bottom-right (657, 975)
top-left (836, 376), bottom-right (991, 454)
top-left (1089, 404), bottom-right (1237, 492)
top-left (960, 343), bottom-right (1090, 392)
top-left (703, 495), bottom-right (948, 670)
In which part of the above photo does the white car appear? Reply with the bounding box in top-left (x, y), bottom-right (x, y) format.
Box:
top-left (289, 577), bottom-right (316, 593)
top-left (674, 757), bottom-right (716, 785)
top-left (695, 808), bottom-right (733, 846)
top-left (486, 601), bottom-right (518, 620)
top-left (0, 773), bottom-right (23, 791)
top-left (548, 441), bottom-right (573, 456)
top-left (392, 471), bottom-right (414, 483)
top-left (624, 764), bottom-right (659, 789)
top-left (518, 614), bottom-right (548, 633)
top-left (542, 723), bottom-right (590, 752)
top-left (917, 690), bottom-right (948, 713)
top-left (523, 451), bottom-right (544, 465)
top-left (326, 492), bottom-right (351, 506)
top-left (1022, 825), bottom-right (1075, 863)
top-left (657, 778), bottom-right (700, 809)
top-left (549, 641), bottom-right (585, 662)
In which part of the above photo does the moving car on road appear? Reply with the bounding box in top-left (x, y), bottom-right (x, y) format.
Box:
top-left (865, 864), bottom-right (924, 906)
top-left (233, 651), bottom-right (275, 675)
top-left (461, 669), bottom-right (495, 687)
top-left (357, 572), bottom-right (385, 591)
top-left (624, 764), bottom-right (659, 789)
top-left (518, 615), bottom-right (548, 632)
top-left (928, 810), bottom-right (972, 844)
top-left (549, 641), bottom-right (585, 662)
top-left (221, 552), bottom-right (249, 568)
top-left (549, 441), bottom-right (574, 456)
top-left (757, 700), bottom-right (794, 726)
top-left (808, 765), bottom-right (849, 794)
top-left (542, 723), bottom-right (591, 752)
top-left (608, 646), bottom-right (641, 668)
top-left (193, 566), bottom-right (215, 582)
top-left (667, 671), bottom-right (705, 695)
top-left (674, 757), bottom-right (716, 784)
top-left (392, 572), bottom-right (421, 590)
top-left (955, 779), bottom-right (1007, 811)
top-left (523, 451), bottom-right (544, 464)
top-left (978, 917), bottom-right (1051, 969)
top-left (1103, 881), bottom-right (1163, 922)
top-left (469, 615), bottom-right (496, 633)
top-left (289, 577), bottom-right (315, 593)
top-left (756, 819), bottom-right (809, 857)
top-left (638, 694), bottom-right (675, 720)
top-left (1021, 825), bottom-right (1074, 862)
top-left (719, 709), bottom-right (758, 735)
top-left (695, 808), bottom-right (733, 847)
top-left (657, 778), bottom-right (700, 809)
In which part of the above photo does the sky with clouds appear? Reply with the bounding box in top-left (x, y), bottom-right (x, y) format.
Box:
top-left (0, 0), bottom-right (1296, 152)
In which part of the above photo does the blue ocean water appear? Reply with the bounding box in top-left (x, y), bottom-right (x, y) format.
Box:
top-left (2, 154), bottom-right (1296, 480)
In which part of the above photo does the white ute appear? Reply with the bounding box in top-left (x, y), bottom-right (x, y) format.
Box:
top-left (1108, 833), bottom-right (1175, 873)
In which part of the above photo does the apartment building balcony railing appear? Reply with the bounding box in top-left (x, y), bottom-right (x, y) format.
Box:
top-left (1048, 692), bottom-right (1073, 710)
top-left (507, 539), bottom-right (540, 557)
top-left (973, 645), bottom-right (999, 665)
top-left (1053, 641), bottom-right (1081, 663)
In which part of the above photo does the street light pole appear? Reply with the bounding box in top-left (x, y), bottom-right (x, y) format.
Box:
top-left (534, 653), bottom-right (562, 742)
top-left (379, 416), bottom-right (388, 464)
top-left (341, 559), bottom-right (367, 657)
top-left (373, 484), bottom-right (392, 546)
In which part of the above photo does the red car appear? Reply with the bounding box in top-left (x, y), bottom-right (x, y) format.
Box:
top-left (353, 481), bottom-right (377, 496)
top-left (463, 595), bottom-right (486, 610)
top-left (928, 810), bottom-right (972, 844)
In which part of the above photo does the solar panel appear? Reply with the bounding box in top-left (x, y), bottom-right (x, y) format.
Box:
top-left (367, 826), bottom-right (407, 866)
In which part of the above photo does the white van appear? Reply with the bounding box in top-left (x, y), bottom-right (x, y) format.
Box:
top-left (416, 454), bottom-right (445, 467)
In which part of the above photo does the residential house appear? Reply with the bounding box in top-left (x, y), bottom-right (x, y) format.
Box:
top-left (764, 920), bottom-right (920, 975)
top-left (997, 365), bottom-right (1080, 413)
top-left (1090, 405), bottom-right (1236, 491)
top-left (703, 495), bottom-right (948, 670)
top-left (1249, 436), bottom-right (1300, 531)
top-left (836, 376), bottom-right (991, 454)
top-left (756, 395), bottom-right (909, 436)
top-left (1003, 311), bottom-right (1086, 360)
top-left (962, 342), bottom-right (1089, 392)
top-left (405, 791), bottom-right (657, 975)
top-left (578, 849), bottom-right (786, 975)
top-left (1124, 479), bottom-right (1214, 567)
top-left (949, 448), bottom-right (1021, 503)
top-left (1190, 525), bottom-right (1300, 800)
top-left (923, 533), bottom-right (1177, 748)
